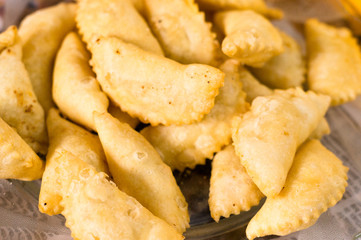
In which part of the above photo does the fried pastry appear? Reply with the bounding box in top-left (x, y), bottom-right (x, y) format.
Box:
top-left (0, 26), bottom-right (47, 154)
top-left (209, 145), bottom-right (264, 222)
top-left (144, 0), bottom-right (220, 65)
top-left (76, 0), bottom-right (163, 55)
top-left (250, 31), bottom-right (305, 89)
top-left (246, 140), bottom-right (348, 240)
top-left (49, 150), bottom-right (184, 240)
top-left (39, 108), bottom-right (108, 215)
top-left (195, 0), bottom-right (283, 18)
top-left (306, 18), bottom-right (361, 105)
top-left (214, 10), bottom-right (283, 67)
top-left (89, 36), bottom-right (224, 126)
top-left (0, 116), bottom-right (44, 181)
top-left (19, 2), bottom-right (76, 112)
top-left (141, 59), bottom-right (248, 171)
top-left (53, 32), bottom-right (109, 131)
top-left (94, 112), bottom-right (189, 233)
top-left (232, 88), bottom-right (330, 197)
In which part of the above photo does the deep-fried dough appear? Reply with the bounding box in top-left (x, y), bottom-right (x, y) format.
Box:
top-left (214, 10), bottom-right (283, 67)
top-left (0, 26), bottom-right (47, 154)
top-left (195, 0), bottom-right (283, 18)
top-left (209, 145), bottom-right (264, 222)
top-left (89, 36), bottom-right (224, 126)
top-left (306, 18), bottom-right (361, 105)
top-left (53, 32), bottom-right (109, 131)
top-left (0, 117), bottom-right (44, 181)
top-left (76, 0), bottom-right (163, 55)
top-left (232, 88), bottom-right (330, 197)
top-left (250, 31), bottom-right (305, 89)
top-left (19, 2), bottom-right (76, 112)
top-left (141, 59), bottom-right (248, 171)
top-left (246, 140), bottom-right (348, 240)
top-left (94, 112), bottom-right (189, 233)
top-left (144, 0), bottom-right (220, 65)
top-left (39, 108), bottom-right (108, 215)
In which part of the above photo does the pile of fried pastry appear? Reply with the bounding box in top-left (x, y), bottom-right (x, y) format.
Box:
top-left (0, 0), bottom-right (358, 239)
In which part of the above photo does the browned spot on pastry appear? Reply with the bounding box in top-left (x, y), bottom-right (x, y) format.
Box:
top-left (24, 104), bottom-right (33, 113)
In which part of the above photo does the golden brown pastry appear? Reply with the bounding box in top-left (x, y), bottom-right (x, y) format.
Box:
top-left (19, 2), bottom-right (76, 112)
top-left (250, 31), bottom-right (305, 89)
top-left (306, 18), bottom-right (361, 105)
top-left (209, 145), bottom-right (264, 222)
top-left (232, 88), bottom-right (330, 197)
top-left (89, 36), bottom-right (224, 126)
top-left (76, 0), bottom-right (163, 55)
top-left (0, 116), bottom-right (44, 181)
top-left (214, 10), bottom-right (283, 67)
top-left (141, 59), bottom-right (248, 171)
top-left (94, 112), bottom-right (189, 233)
top-left (246, 140), bottom-right (348, 240)
top-left (49, 150), bottom-right (184, 240)
top-left (144, 0), bottom-right (220, 65)
top-left (53, 32), bottom-right (109, 131)
top-left (195, 0), bottom-right (283, 18)
top-left (39, 108), bottom-right (108, 216)
top-left (0, 26), bottom-right (47, 154)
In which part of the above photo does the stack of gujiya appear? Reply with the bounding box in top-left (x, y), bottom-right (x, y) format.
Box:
top-left (0, 0), bottom-right (358, 239)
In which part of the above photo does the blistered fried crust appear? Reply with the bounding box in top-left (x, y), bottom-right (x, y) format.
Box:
top-left (214, 10), bottom-right (283, 67)
top-left (94, 112), bottom-right (189, 233)
top-left (0, 26), bottom-right (47, 154)
top-left (53, 32), bottom-right (109, 131)
top-left (39, 108), bottom-right (108, 215)
top-left (63, 171), bottom-right (184, 240)
top-left (89, 36), bottom-right (224, 126)
top-left (238, 66), bottom-right (273, 103)
top-left (250, 31), bottom-right (305, 89)
top-left (195, 0), bottom-right (283, 19)
top-left (246, 140), bottom-right (348, 240)
top-left (141, 59), bottom-right (248, 171)
top-left (232, 88), bottom-right (330, 197)
top-left (76, 0), bottom-right (163, 55)
top-left (209, 145), bottom-right (264, 222)
top-left (0, 117), bottom-right (44, 181)
top-left (19, 3), bottom-right (76, 113)
top-left (144, 0), bottom-right (220, 65)
top-left (306, 18), bottom-right (361, 105)
top-left (44, 150), bottom-right (184, 240)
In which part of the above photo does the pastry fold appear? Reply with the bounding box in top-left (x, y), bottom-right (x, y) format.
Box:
top-left (246, 140), bottom-right (348, 240)
top-left (306, 18), bottom-right (361, 105)
top-left (232, 88), bottom-right (330, 197)
top-left (89, 36), bottom-right (224, 126)
top-left (94, 112), bottom-right (189, 233)
top-left (141, 59), bottom-right (248, 171)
